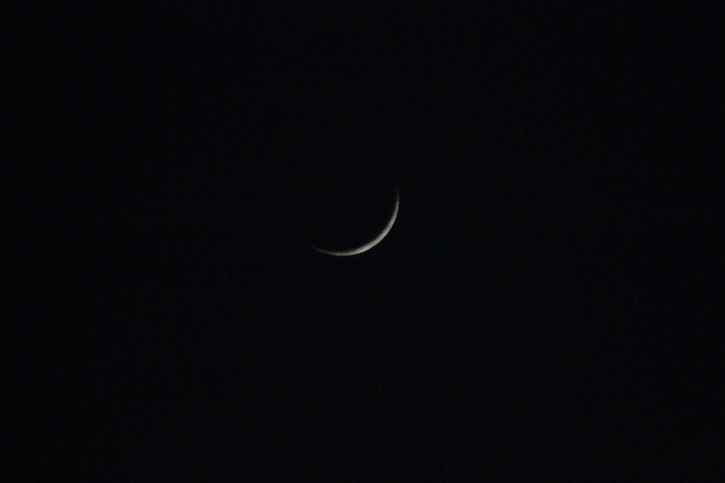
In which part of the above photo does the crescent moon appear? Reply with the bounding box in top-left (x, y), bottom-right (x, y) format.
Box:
top-left (312, 189), bottom-right (399, 257)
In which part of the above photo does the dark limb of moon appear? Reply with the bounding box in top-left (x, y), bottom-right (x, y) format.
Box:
top-left (312, 189), bottom-right (399, 257)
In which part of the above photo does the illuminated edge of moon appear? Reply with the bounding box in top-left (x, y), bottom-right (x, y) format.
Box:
top-left (311, 189), bottom-right (399, 257)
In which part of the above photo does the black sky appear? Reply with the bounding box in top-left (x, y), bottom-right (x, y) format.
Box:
top-left (9, 3), bottom-right (724, 480)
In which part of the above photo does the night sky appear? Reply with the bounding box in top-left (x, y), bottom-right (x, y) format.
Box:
top-left (10, 3), bottom-right (723, 479)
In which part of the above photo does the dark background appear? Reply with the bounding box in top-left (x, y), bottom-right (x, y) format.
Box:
top-left (9, 3), bottom-right (723, 479)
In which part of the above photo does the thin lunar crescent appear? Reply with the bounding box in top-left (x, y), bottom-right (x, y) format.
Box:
top-left (312, 189), bottom-right (399, 257)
